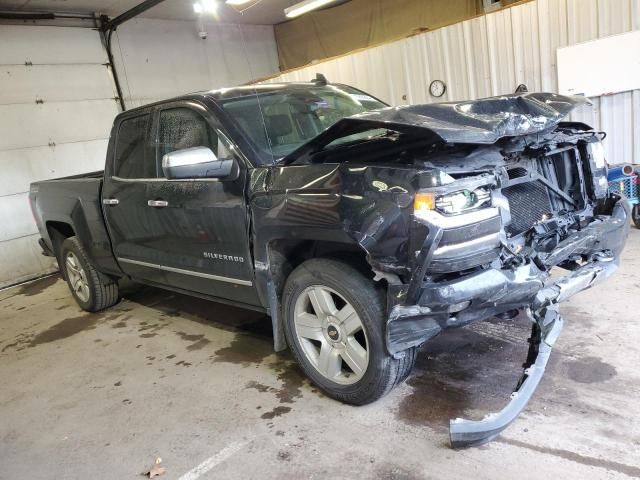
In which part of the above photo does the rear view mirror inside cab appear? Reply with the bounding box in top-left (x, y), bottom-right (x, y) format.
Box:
top-left (161, 146), bottom-right (238, 180)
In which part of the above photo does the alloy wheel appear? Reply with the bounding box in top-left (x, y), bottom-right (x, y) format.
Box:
top-left (293, 285), bottom-right (369, 385)
top-left (65, 252), bottom-right (90, 303)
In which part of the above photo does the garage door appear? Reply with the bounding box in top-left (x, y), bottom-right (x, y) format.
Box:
top-left (0, 25), bottom-right (119, 288)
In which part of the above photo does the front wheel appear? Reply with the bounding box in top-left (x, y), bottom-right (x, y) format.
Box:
top-left (282, 258), bottom-right (416, 405)
top-left (60, 236), bottom-right (119, 312)
top-left (632, 204), bottom-right (640, 229)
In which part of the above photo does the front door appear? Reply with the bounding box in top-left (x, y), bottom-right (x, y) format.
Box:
top-left (143, 101), bottom-right (260, 306)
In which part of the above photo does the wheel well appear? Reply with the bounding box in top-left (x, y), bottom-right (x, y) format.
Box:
top-left (267, 239), bottom-right (372, 297)
top-left (266, 239), bottom-right (382, 353)
top-left (46, 221), bottom-right (75, 257)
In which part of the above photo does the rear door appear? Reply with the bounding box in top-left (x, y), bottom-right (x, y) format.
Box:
top-left (144, 100), bottom-right (260, 306)
top-left (101, 109), bottom-right (169, 285)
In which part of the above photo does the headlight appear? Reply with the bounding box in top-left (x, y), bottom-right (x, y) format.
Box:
top-left (414, 187), bottom-right (491, 217)
top-left (587, 141), bottom-right (608, 198)
top-left (589, 141), bottom-right (606, 169)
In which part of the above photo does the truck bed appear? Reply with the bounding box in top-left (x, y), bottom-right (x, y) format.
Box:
top-left (29, 172), bottom-right (122, 277)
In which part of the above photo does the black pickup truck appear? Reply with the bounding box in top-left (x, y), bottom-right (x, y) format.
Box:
top-left (30, 80), bottom-right (629, 448)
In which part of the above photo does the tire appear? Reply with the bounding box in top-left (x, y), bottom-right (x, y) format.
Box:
top-left (60, 236), bottom-right (119, 312)
top-left (633, 204), bottom-right (640, 229)
top-left (282, 258), bottom-right (416, 405)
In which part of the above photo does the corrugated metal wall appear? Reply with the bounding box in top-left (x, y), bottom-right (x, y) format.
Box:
top-left (0, 25), bottom-right (119, 289)
top-left (269, 0), bottom-right (640, 165)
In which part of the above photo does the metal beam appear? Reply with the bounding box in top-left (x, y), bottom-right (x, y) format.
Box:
top-left (0, 12), bottom-right (54, 20)
top-left (101, 0), bottom-right (166, 31)
top-left (98, 0), bottom-right (167, 111)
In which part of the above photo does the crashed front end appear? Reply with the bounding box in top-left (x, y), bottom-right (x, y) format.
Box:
top-left (279, 92), bottom-right (630, 448)
top-left (376, 95), bottom-right (630, 448)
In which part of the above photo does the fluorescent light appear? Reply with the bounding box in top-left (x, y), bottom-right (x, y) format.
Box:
top-left (226, 0), bottom-right (253, 4)
top-left (193, 2), bottom-right (203, 13)
top-left (284, 0), bottom-right (341, 18)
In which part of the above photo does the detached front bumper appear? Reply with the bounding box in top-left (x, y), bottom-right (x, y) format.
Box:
top-left (386, 194), bottom-right (630, 448)
top-left (450, 306), bottom-right (563, 448)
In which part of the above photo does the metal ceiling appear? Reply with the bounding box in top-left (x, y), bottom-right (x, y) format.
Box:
top-left (0, 0), bottom-right (300, 24)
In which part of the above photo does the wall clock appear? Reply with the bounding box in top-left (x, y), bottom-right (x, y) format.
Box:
top-left (429, 79), bottom-right (446, 97)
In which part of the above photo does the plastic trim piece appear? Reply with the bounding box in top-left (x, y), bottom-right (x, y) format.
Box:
top-left (117, 257), bottom-right (253, 286)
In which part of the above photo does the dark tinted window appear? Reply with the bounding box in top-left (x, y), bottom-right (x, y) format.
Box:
top-left (114, 114), bottom-right (152, 178)
top-left (157, 107), bottom-right (218, 164)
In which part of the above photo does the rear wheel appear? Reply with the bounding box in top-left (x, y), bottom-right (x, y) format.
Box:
top-left (282, 258), bottom-right (416, 405)
top-left (60, 237), bottom-right (119, 311)
top-left (632, 204), bottom-right (640, 229)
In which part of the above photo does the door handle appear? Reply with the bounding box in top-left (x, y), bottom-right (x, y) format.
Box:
top-left (103, 198), bottom-right (119, 205)
top-left (147, 200), bottom-right (169, 208)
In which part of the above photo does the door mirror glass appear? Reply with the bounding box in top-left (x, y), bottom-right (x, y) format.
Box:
top-left (162, 147), bottom-right (238, 180)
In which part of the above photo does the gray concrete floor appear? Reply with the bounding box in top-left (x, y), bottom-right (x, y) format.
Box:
top-left (1, 232), bottom-right (640, 479)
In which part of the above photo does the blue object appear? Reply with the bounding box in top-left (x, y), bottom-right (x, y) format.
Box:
top-left (608, 166), bottom-right (627, 180)
top-left (608, 171), bottom-right (639, 206)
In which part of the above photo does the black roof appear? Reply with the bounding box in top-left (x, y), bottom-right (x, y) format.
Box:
top-left (117, 81), bottom-right (343, 117)
top-left (205, 82), bottom-right (332, 101)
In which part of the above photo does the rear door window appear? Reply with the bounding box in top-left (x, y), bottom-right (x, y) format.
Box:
top-left (114, 114), bottom-right (152, 178)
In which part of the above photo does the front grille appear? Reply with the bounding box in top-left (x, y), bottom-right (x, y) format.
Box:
top-left (507, 167), bottom-right (528, 179)
top-left (502, 181), bottom-right (552, 235)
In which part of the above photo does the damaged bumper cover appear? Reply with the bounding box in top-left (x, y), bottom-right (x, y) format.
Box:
top-left (449, 306), bottom-right (563, 448)
top-left (449, 259), bottom-right (613, 448)
top-left (386, 195), bottom-right (630, 448)
top-left (387, 196), bottom-right (629, 354)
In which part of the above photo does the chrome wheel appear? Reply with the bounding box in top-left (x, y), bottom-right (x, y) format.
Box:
top-left (293, 285), bottom-right (369, 385)
top-left (65, 252), bottom-right (90, 303)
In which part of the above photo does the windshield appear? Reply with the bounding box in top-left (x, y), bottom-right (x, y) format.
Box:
top-left (219, 84), bottom-right (386, 165)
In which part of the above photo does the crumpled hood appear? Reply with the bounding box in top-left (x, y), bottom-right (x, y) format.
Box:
top-left (340, 92), bottom-right (589, 144)
top-left (280, 92), bottom-right (591, 165)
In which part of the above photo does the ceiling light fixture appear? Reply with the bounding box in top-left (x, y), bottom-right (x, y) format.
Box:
top-left (193, 0), bottom-right (218, 14)
top-left (284, 0), bottom-right (342, 19)
top-left (226, 0), bottom-right (253, 5)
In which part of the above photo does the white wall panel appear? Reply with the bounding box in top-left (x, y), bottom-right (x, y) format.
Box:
top-left (486, 8), bottom-right (516, 96)
top-left (462, 16), bottom-right (492, 99)
top-left (442, 23), bottom-right (471, 102)
top-left (0, 25), bottom-right (114, 288)
top-left (269, 0), bottom-right (640, 165)
top-left (566, 0), bottom-right (599, 44)
top-left (0, 236), bottom-right (56, 289)
top-left (0, 139), bottom-right (108, 197)
top-left (1, 64), bottom-right (117, 104)
top-left (0, 25), bottom-right (106, 65)
top-left (0, 100), bottom-right (118, 151)
top-left (511, 2), bottom-right (542, 91)
top-left (536, 0), bottom-right (568, 92)
top-left (598, 0), bottom-right (633, 36)
top-left (111, 18), bottom-right (279, 108)
top-left (0, 193), bottom-right (35, 242)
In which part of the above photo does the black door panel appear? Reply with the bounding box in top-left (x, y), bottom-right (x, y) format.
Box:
top-left (145, 173), bottom-right (259, 305)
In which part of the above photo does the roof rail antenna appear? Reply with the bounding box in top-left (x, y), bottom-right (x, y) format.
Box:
top-left (312, 73), bottom-right (328, 86)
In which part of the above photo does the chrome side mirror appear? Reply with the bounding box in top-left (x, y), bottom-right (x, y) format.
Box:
top-left (161, 147), bottom-right (238, 180)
